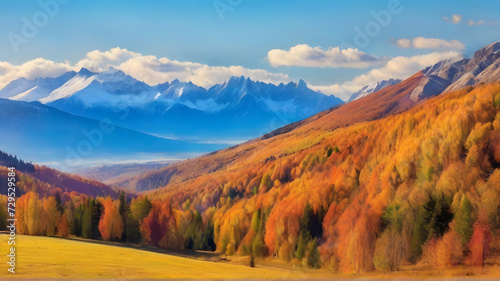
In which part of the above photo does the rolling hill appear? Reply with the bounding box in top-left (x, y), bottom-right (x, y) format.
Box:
top-left (0, 150), bottom-right (120, 198)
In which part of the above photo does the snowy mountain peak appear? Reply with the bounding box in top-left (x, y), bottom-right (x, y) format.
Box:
top-left (101, 67), bottom-right (126, 76)
top-left (348, 78), bottom-right (402, 102)
top-left (225, 76), bottom-right (249, 89)
top-left (77, 67), bottom-right (95, 77)
top-left (39, 73), bottom-right (97, 104)
top-left (96, 68), bottom-right (130, 83)
top-left (228, 75), bottom-right (245, 83)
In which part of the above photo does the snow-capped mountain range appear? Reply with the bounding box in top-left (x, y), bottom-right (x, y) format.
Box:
top-left (347, 78), bottom-right (402, 102)
top-left (0, 68), bottom-right (343, 139)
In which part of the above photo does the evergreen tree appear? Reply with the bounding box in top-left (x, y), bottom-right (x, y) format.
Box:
top-left (296, 232), bottom-right (307, 260)
top-left (92, 200), bottom-right (102, 239)
top-left (55, 192), bottom-right (63, 214)
top-left (410, 197), bottom-right (452, 258)
top-left (455, 195), bottom-right (473, 244)
top-left (125, 214), bottom-right (141, 243)
top-left (201, 219), bottom-right (216, 251)
top-left (118, 191), bottom-right (129, 241)
top-left (306, 238), bottom-right (321, 268)
top-left (81, 199), bottom-right (94, 239)
top-left (73, 203), bottom-right (84, 236)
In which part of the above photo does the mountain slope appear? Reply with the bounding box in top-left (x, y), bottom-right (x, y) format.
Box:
top-left (0, 98), bottom-right (223, 167)
top-left (0, 71), bottom-right (78, 102)
top-left (409, 41), bottom-right (500, 100)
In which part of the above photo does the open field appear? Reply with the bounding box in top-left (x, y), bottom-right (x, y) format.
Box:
top-left (0, 234), bottom-right (325, 280)
top-left (1, 234), bottom-right (500, 280)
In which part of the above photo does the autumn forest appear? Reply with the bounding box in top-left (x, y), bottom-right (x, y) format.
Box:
top-left (2, 82), bottom-right (500, 274)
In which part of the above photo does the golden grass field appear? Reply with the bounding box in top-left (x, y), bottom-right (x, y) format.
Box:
top-left (1, 234), bottom-right (499, 280)
top-left (0, 234), bottom-right (325, 280)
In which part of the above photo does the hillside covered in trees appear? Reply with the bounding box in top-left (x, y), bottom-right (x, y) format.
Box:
top-left (10, 82), bottom-right (500, 273)
top-left (0, 151), bottom-right (120, 198)
top-left (139, 82), bottom-right (500, 272)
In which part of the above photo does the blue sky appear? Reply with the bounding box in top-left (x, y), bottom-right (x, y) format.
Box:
top-left (0, 0), bottom-right (499, 100)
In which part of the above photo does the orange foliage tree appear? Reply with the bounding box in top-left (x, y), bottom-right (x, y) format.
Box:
top-left (56, 214), bottom-right (70, 237)
top-left (98, 197), bottom-right (124, 241)
top-left (468, 220), bottom-right (492, 267)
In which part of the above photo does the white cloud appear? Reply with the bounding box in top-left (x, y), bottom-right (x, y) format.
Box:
top-left (116, 54), bottom-right (290, 87)
top-left (0, 47), bottom-right (291, 89)
top-left (309, 51), bottom-right (463, 101)
top-left (467, 19), bottom-right (500, 26)
top-left (75, 47), bottom-right (141, 72)
top-left (394, 37), bottom-right (465, 50)
top-left (452, 14), bottom-right (462, 24)
top-left (468, 19), bottom-right (486, 26)
top-left (443, 14), bottom-right (462, 24)
top-left (395, 39), bottom-right (411, 49)
top-left (0, 58), bottom-right (73, 90)
top-left (443, 14), bottom-right (499, 26)
top-left (267, 44), bottom-right (386, 68)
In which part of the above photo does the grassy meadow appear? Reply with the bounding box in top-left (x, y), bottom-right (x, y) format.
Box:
top-left (0, 234), bottom-right (323, 279)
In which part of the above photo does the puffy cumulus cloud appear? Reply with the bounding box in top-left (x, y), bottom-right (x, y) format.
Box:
top-left (394, 37), bottom-right (465, 50)
top-left (0, 58), bottom-right (73, 89)
top-left (395, 38), bottom-right (411, 49)
top-left (267, 44), bottom-right (386, 68)
top-left (443, 14), bottom-right (462, 24)
top-left (0, 47), bottom-right (291, 89)
top-left (117, 55), bottom-right (290, 87)
top-left (75, 47), bottom-right (141, 72)
top-left (309, 51), bottom-right (463, 101)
